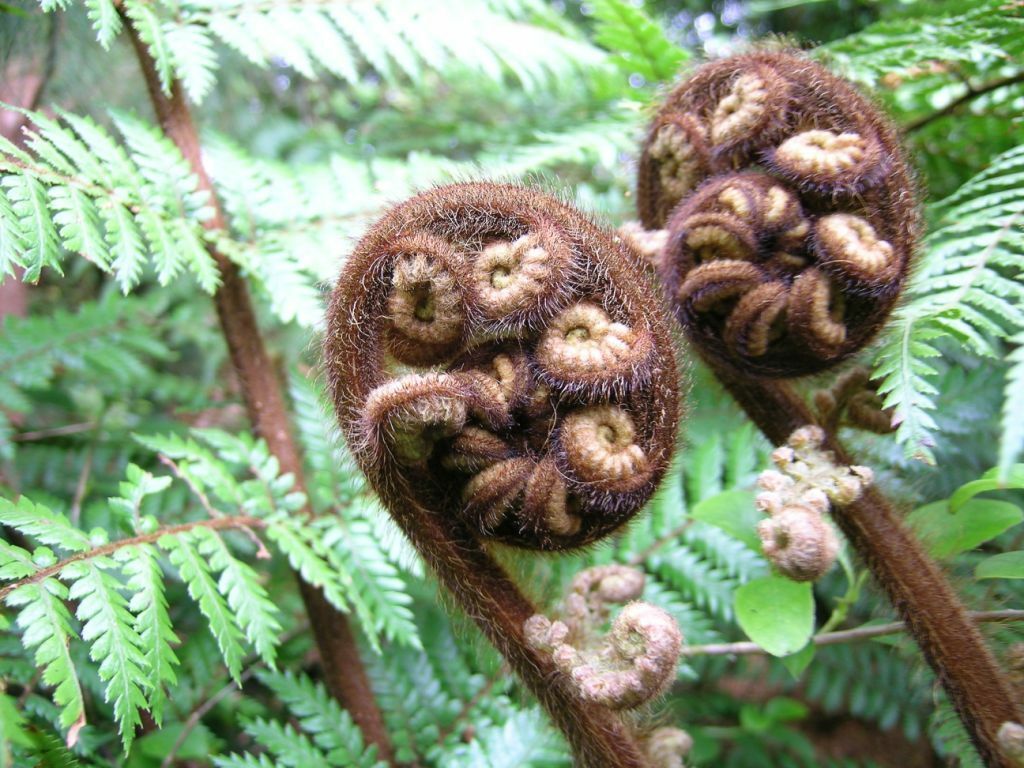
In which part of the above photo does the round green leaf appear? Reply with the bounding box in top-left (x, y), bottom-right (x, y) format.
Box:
top-left (975, 551), bottom-right (1024, 580)
top-left (691, 490), bottom-right (760, 550)
top-left (734, 576), bottom-right (814, 657)
top-left (906, 499), bottom-right (1022, 559)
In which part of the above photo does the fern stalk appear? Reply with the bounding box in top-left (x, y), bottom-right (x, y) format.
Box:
top-left (117, 11), bottom-right (394, 763)
top-left (708, 359), bottom-right (1024, 767)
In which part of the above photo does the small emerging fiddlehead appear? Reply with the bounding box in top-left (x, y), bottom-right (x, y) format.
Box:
top-left (638, 51), bottom-right (920, 377)
top-left (325, 183), bottom-right (680, 550)
top-left (525, 566), bottom-right (683, 710)
top-left (755, 426), bottom-right (873, 581)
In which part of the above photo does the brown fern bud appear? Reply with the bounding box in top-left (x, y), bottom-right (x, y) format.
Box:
top-left (643, 727), bottom-right (694, 768)
top-left (638, 51), bottom-right (919, 378)
top-left (758, 504), bottom-right (840, 582)
top-left (325, 182), bottom-right (681, 550)
top-left (551, 602), bottom-right (682, 710)
top-left (998, 722), bottom-right (1024, 766)
top-left (813, 367), bottom-right (895, 434)
top-left (383, 234), bottom-right (469, 365)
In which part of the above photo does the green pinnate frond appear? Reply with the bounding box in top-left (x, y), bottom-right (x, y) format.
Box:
top-left (190, 526), bottom-right (282, 667)
top-left (117, 544), bottom-right (178, 724)
top-left (0, 296), bottom-right (169, 459)
top-left (5, 580), bottom-right (85, 732)
top-left (323, 519), bottom-right (420, 649)
top-left (252, 671), bottom-right (385, 768)
top-left (63, 558), bottom-right (150, 750)
top-left (263, 518), bottom-right (351, 616)
top-left (0, 106), bottom-right (217, 291)
top-left (1000, 333), bottom-right (1024, 477)
top-left (443, 708), bottom-right (569, 768)
top-left (872, 143), bottom-right (1024, 463)
top-left (1, 173), bottom-right (62, 281)
top-left (213, 755), bottom-right (276, 768)
top-left (109, 464), bottom-right (174, 526)
top-left (822, 0), bottom-right (1024, 86)
top-left (588, 0), bottom-right (688, 86)
top-left (234, 719), bottom-right (331, 768)
top-left (0, 497), bottom-right (91, 554)
top-left (83, 0), bottom-right (121, 48)
top-left (122, 1), bottom-right (174, 92)
top-left (0, 539), bottom-right (37, 581)
top-left (26, 0), bottom-right (605, 104)
top-left (160, 532), bottom-right (246, 680)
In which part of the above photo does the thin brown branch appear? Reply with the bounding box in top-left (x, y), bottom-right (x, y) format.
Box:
top-left (903, 71), bottom-right (1024, 133)
top-left (118, 10), bottom-right (393, 762)
top-left (0, 514), bottom-right (265, 602)
top-left (708, 359), bottom-right (1024, 767)
top-left (683, 610), bottom-right (1024, 657)
top-left (10, 422), bottom-right (97, 442)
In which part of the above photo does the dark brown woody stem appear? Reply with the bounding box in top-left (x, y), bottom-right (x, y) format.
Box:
top-left (390, 498), bottom-right (650, 767)
top-left (119, 12), bottom-right (394, 763)
top-left (708, 357), bottom-right (1023, 768)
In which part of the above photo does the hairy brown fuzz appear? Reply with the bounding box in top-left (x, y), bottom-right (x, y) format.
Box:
top-left (325, 182), bottom-right (680, 550)
top-left (638, 51), bottom-right (919, 377)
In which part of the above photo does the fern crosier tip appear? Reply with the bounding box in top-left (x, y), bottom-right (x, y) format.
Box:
top-left (637, 51), bottom-right (920, 378)
top-left (324, 183), bottom-right (680, 551)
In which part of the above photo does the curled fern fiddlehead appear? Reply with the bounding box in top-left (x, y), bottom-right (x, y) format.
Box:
top-left (638, 51), bottom-right (920, 377)
top-left (325, 182), bottom-right (680, 551)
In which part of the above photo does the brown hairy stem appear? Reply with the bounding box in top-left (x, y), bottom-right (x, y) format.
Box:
top-left (709, 359), bottom-right (1023, 767)
top-left (119, 13), bottom-right (393, 763)
top-left (394, 499), bottom-right (649, 767)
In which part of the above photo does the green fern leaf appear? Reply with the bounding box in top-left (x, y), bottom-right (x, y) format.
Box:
top-left (64, 558), bottom-right (150, 751)
top-left (123, 1), bottom-right (175, 93)
top-left (235, 719), bottom-right (331, 768)
top-left (588, 0), bottom-right (688, 85)
top-left (324, 520), bottom-right (420, 649)
top-left (160, 532), bottom-right (246, 680)
top-left (5, 580), bottom-right (85, 732)
top-left (164, 23), bottom-right (219, 102)
top-left (48, 185), bottom-right (110, 270)
top-left (117, 543), bottom-right (179, 724)
top-left (0, 497), bottom-right (91, 554)
top-left (254, 671), bottom-right (385, 768)
top-left (191, 526), bottom-right (282, 667)
top-left (1, 173), bottom-right (62, 281)
top-left (0, 539), bottom-right (37, 581)
top-left (263, 519), bottom-right (351, 616)
top-left (84, 0), bottom-right (121, 48)
top-left (872, 143), bottom-right (1024, 463)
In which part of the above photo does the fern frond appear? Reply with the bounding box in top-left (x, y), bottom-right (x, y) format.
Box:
top-left (443, 708), bottom-right (570, 768)
top-left (4, 580), bottom-right (85, 733)
top-left (190, 526), bottom-right (282, 667)
top-left (873, 143), bottom-right (1024, 463)
top-left (159, 531), bottom-right (247, 680)
top-left (116, 543), bottom-right (178, 724)
top-left (263, 518), bottom-right (351, 617)
top-left (588, 0), bottom-right (688, 86)
top-left (323, 519), bottom-right (420, 649)
top-left (822, 0), bottom-right (1024, 86)
top-left (0, 497), bottom-right (91, 554)
top-left (235, 719), bottom-right (331, 768)
top-left (0, 106), bottom-right (216, 291)
top-left (252, 671), bottom-right (385, 768)
top-left (63, 558), bottom-right (150, 750)
top-left (77, 0), bottom-right (609, 104)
